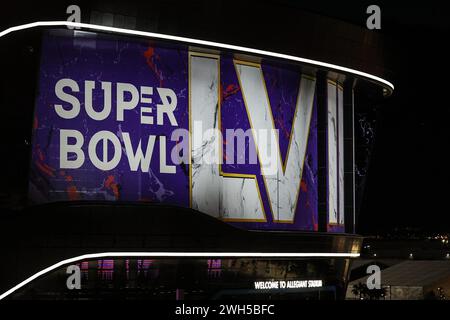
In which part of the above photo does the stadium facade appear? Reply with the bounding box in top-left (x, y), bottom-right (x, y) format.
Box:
top-left (0, 2), bottom-right (392, 300)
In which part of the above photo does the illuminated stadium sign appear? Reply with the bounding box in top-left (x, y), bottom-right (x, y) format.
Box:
top-left (30, 30), bottom-right (346, 232)
top-left (254, 280), bottom-right (323, 290)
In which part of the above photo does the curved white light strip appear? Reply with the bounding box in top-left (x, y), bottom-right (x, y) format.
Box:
top-left (0, 251), bottom-right (359, 300)
top-left (0, 21), bottom-right (364, 299)
top-left (0, 21), bottom-right (394, 92)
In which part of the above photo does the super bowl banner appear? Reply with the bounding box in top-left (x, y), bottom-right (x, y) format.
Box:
top-left (30, 30), bottom-right (319, 231)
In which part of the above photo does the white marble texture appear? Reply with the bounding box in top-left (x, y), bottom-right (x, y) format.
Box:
top-left (221, 176), bottom-right (264, 220)
top-left (190, 55), bottom-right (221, 217)
top-left (338, 85), bottom-right (345, 225)
top-left (235, 63), bottom-right (315, 223)
top-left (327, 81), bottom-right (338, 224)
top-left (190, 55), bottom-right (264, 220)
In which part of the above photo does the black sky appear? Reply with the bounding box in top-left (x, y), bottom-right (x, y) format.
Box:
top-left (322, 2), bottom-right (450, 233)
top-left (286, 1), bottom-right (450, 233)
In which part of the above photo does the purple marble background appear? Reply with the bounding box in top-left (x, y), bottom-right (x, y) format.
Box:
top-left (30, 30), bottom-right (319, 232)
top-left (30, 31), bottom-right (189, 206)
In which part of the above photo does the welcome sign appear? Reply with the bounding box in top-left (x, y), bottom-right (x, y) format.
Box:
top-left (30, 30), bottom-right (319, 231)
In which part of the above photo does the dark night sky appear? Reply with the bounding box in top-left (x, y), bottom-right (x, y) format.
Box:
top-left (317, 2), bottom-right (450, 233)
top-left (275, 1), bottom-right (449, 233)
top-left (1, 0), bottom-right (449, 234)
top-left (300, 2), bottom-right (450, 233)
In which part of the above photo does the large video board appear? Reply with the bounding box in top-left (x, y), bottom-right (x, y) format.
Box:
top-left (30, 30), bottom-right (323, 231)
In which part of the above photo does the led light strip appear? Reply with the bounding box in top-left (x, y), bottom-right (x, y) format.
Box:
top-left (0, 251), bottom-right (359, 300)
top-left (0, 21), bottom-right (363, 299)
top-left (0, 21), bottom-right (394, 92)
